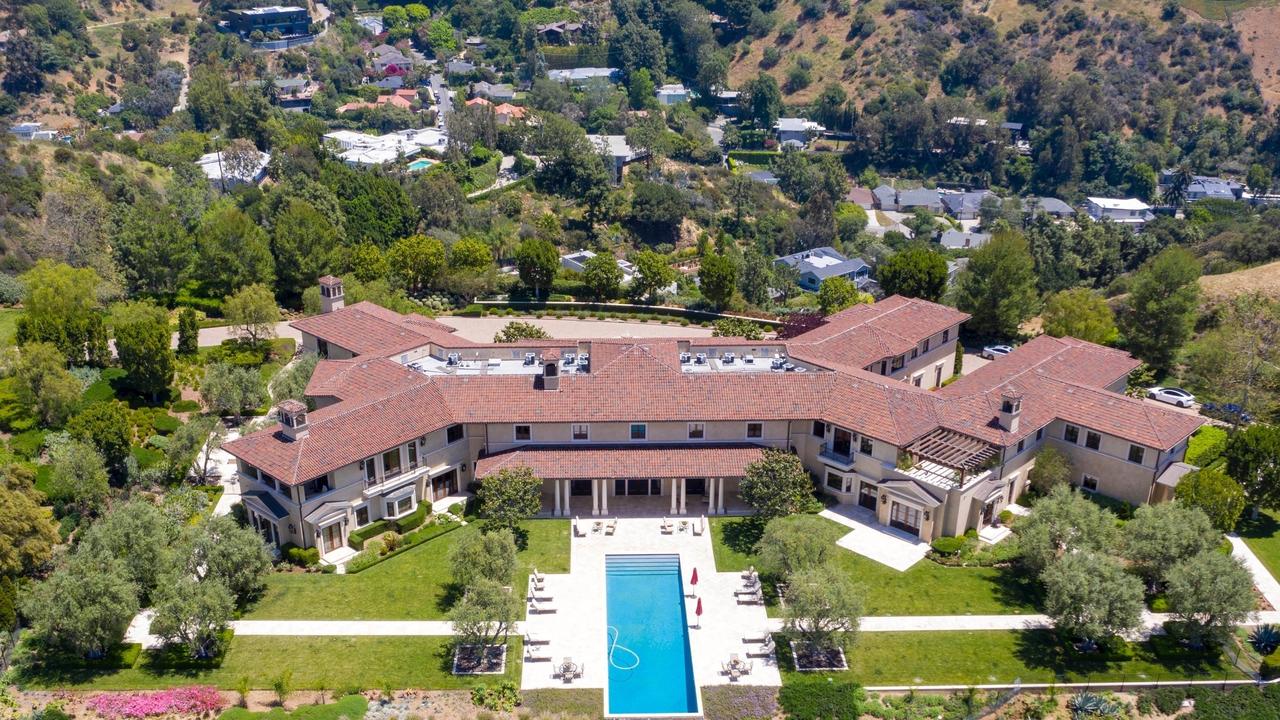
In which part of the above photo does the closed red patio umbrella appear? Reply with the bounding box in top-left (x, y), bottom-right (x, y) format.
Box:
top-left (695, 596), bottom-right (703, 629)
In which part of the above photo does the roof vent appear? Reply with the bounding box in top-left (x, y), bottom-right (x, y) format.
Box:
top-left (319, 275), bottom-right (345, 313)
top-left (278, 399), bottom-right (309, 441)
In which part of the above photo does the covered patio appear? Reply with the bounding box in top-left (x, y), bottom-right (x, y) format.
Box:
top-left (473, 443), bottom-right (765, 517)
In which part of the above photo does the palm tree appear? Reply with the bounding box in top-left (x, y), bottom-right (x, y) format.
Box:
top-left (1163, 163), bottom-right (1194, 208)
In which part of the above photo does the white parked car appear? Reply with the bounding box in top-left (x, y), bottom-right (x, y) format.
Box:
top-left (981, 344), bottom-right (1014, 360)
top-left (1148, 387), bottom-right (1196, 408)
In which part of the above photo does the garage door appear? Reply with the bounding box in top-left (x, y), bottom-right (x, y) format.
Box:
top-left (889, 502), bottom-right (921, 535)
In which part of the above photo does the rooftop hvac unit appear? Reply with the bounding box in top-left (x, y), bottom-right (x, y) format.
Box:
top-left (523, 352), bottom-right (536, 365)
top-left (695, 353), bottom-right (708, 364)
top-left (723, 352), bottom-right (736, 364)
top-left (744, 354), bottom-right (755, 364)
top-left (771, 358), bottom-right (786, 370)
top-left (564, 353), bottom-right (577, 366)
top-left (446, 353), bottom-right (460, 366)
top-left (680, 352), bottom-right (691, 364)
top-left (579, 353), bottom-right (590, 365)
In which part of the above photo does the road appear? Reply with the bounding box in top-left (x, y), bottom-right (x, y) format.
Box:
top-left (429, 74), bottom-right (451, 128)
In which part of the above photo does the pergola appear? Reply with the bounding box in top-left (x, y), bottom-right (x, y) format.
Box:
top-left (902, 428), bottom-right (1000, 485)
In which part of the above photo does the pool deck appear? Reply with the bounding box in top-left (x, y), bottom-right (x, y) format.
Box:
top-left (520, 517), bottom-right (782, 692)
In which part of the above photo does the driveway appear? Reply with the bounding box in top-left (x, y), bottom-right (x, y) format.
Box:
top-left (960, 351), bottom-right (990, 376)
top-left (436, 316), bottom-right (714, 343)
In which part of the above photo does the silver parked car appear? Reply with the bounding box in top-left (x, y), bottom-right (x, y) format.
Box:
top-left (981, 344), bottom-right (1014, 360)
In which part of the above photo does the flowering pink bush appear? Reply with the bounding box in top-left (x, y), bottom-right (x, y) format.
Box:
top-left (88, 686), bottom-right (224, 718)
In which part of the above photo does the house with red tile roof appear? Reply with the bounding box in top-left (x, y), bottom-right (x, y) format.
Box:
top-left (224, 278), bottom-right (1203, 562)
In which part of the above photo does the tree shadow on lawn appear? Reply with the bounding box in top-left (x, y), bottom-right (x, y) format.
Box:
top-left (1238, 511), bottom-right (1280, 541)
top-left (1013, 630), bottom-right (1230, 681)
top-left (435, 581), bottom-right (465, 616)
top-left (10, 640), bottom-right (222, 688)
top-left (720, 517), bottom-right (765, 556)
top-left (984, 565), bottom-right (1044, 612)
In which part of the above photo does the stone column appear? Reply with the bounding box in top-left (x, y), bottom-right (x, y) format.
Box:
top-left (707, 479), bottom-right (717, 515)
top-left (553, 478), bottom-right (561, 516)
top-left (670, 478), bottom-right (679, 514)
top-left (562, 479), bottom-right (570, 516)
top-left (592, 478), bottom-right (600, 516)
top-left (680, 478), bottom-right (687, 514)
top-left (717, 478), bottom-right (726, 514)
top-left (602, 480), bottom-right (609, 514)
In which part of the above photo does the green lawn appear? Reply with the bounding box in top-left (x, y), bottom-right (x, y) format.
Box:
top-left (780, 630), bottom-right (1246, 686)
top-left (13, 636), bottom-right (521, 691)
top-left (1239, 510), bottom-right (1280, 580)
top-left (245, 520), bottom-right (570, 620)
top-left (0, 308), bottom-right (20, 347)
top-left (710, 517), bottom-right (1040, 616)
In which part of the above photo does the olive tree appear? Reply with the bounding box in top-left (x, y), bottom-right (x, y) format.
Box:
top-left (150, 575), bottom-right (235, 659)
top-left (1016, 485), bottom-right (1119, 574)
top-left (449, 527), bottom-right (517, 588)
top-left (21, 554), bottom-right (139, 658)
top-left (755, 514), bottom-right (832, 578)
top-left (1166, 551), bottom-right (1255, 648)
top-left (1121, 502), bottom-right (1220, 589)
top-left (781, 564), bottom-right (864, 651)
top-left (477, 466), bottom-right (543, 542)
top-left (1042, 552), bottom-right (1144, 646)
top-left (449, 577), bottom-right (522, 647)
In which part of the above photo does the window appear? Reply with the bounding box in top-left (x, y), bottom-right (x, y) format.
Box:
top-left (302, 475), bottom-right (330, 499)
top-left (515, 425), bottom-right (532, 441)
top-left (923, 338), bottom-right (931, 353)
top-left (910, 348), bottom-right (918, 359)
top-left (355, 505), bottom-right (370, 526)
top-left (362, 457), bottom-right (377, 484)
top-left (859, 436), bottom-right (874, 455)
top-left (382, 448), bottom-right (401, 477)
top-left (446, 424), bottom-right (464, 444)
top-left (385, 495), bottom-right (413, 518)
top-left (1085, 431), bottom-right (1101, 451)
top-left (812, 421), bottom-right (825, 438)
top-left (630, 423), bottom-right (647, 440)
top-left (688, 422), bottom-right (705, 439)
top-left (572, 423), bottom-right (589, 441)
top-left (1064, 425), bottom-right (1079, 444)
top-left (1017, 439), bottom-right (1025, 453)
top-left (942, 329), bottom-right (950, 342)
top-left (407, 442), bottom-right (418, 469)
top-left (826, 472), bottom-right (844, 491)
top-left (1036, 428), bottom-right (1044, 441)
top-left (891, 355), bottom-right (905, 371)
top-left (746, 422), bottom-right (763, 439)
top-left (1128, 445), bottom-right (1146, 464)
top-left (1082, 475), bottom-right (1099, 492)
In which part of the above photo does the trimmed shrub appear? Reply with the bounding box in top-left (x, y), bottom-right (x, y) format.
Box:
top-left (1262, 650), bottom-right (1280, 679)
top-left (348, 520), bottom-right (392, 550)
top-left (778, 676), bottom-right (863, 719)
top-left (151, 414), bottom-right (180, 434)
top-left (345, 541), bottom-right (384, 573)
top-left (1186, 426), bottom-right (1228, 467)
top-left (393, 504), bottom-right (429, 533)
top-left (930, 536), bottom-right (966, 556)
top-left (998, 509), bottom-right (1014, 525)
top-left (1141, 687), bottom-right (1187, 715)
top-left (170, 399), bottom-right (201, 413)
top-left (283, 544), bottom-right (320, 567)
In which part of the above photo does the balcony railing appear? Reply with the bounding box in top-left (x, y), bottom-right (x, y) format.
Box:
top-left (363, 464), bottom-right (429, 497)
top-left (819, 442), bottom-right (856, 469)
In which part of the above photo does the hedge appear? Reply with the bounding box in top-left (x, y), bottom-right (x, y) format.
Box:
top-left (1186, 426), bottom-right (1228, 467)
top-left (727, 150), bottom-right (782, 165)
top-left (344, 518), bottom-right (463, 574)
top-left (347, 520), bottom-right (393, 551)
top-left (393, 503), bottom-right (429, 533)
top-left (930, 536), bottom-right (966, 556)
top-left (777, 676), bottom-right (864, 720)
top-left (282, 543), bottom-right (320, 567)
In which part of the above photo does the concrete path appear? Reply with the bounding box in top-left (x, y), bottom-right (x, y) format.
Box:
top-left (1230, 534), bottom-right (1280, 611)
top-left (820, 505), bottom-right (930, 571)
top-left (232, 620), bottom-right (459, 636)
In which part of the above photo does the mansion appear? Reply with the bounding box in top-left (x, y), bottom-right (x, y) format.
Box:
top-left (224, 277), bottom-right (1204, 560)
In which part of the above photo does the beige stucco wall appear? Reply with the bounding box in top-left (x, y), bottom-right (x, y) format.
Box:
top-left (482, 420), bottom-right (791, 453)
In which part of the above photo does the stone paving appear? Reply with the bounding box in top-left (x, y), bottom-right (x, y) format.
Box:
top-left (519, 517), bottom-right (781, 691)
top-left (820, 505), bottom-right (931, 571)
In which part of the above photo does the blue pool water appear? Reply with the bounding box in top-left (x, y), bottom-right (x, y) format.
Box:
top-left (407, 158), bottom-right (436, 171)
top-left (605, 555), bottom-right (700, 716)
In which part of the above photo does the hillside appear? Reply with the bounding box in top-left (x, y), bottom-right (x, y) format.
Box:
top-left (726, 0), bottom-right (1264, 114)
top-left (1200, 257), bottom-right (1280, 300)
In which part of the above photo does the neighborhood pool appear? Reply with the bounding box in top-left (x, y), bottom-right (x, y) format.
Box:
top-left (604, 554), bottom-right (700, 717)
top-left (407, 158), bottom-right (436, 172)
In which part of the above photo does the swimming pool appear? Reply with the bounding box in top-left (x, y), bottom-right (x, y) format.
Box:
top-left (407, 158), bottom-right (436, 172)
top-left (604, 555), bottom-right (700, 717)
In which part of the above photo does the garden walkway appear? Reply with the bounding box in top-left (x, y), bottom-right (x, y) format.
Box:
top-left (1229, 534), bottom-right (1280, 611)
top-left (819, 505), bottom-right (930, 571)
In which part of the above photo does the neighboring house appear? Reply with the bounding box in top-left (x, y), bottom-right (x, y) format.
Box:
top-left (588, 134), bottom-right (647, 182)
top-left (445, 60), bottom-right (476, 76)
top-left (337, 89), bottom-right (419, 114)
top-left (655, 84), bottom-right (690, 105)
top-left (946, 258), bottom-right (968, 285)
top-left (897, 188), bottom-right (943, 214)
top-left (748, 170), bottom-right (778, 186)
top-left (370, 44), bottom-right (421, 74)
top-left (8, 122), bottom-right (57, 141)
top-left (1030, 197), bottom-right (1074, 219)
top-left (471, 81), bottom-right (516, 102)
top-left (225, 6), bottom-right (310, 37)
top-left (712, 90), bottom-right (740, 115)
top-left (1085, 197), bottom-right (1154, 227)
top-left (939, 230), bottom-right (992, 250)
top-left (492, 103), bottom-right (527, 125)
top-left (196, 149), bottom-right (271, 189)
top-left (535, 21), bottom-right (583, 44)
top-left (464, 36), bottom-right (487, 52)
top-left (872, 185), bottom-right (898, 211)
top-left (774, 117), bottom-right (824, 148)
top-left (355, 15), bottom-right (383, 35)
top-left (940, 190), bottom-right (995, 220)
top-left (273, 76), bottom-right (319, 111)
top-left (1162, 173), bottom-right (1245, 202)
top-left (846, 186), bottom-right (875, 210)
top-left (465, 96), bottom-right (492, 108)
top-left (323, 128), bottom-right (446, 167)
top-left (775, 247), bottom-right (872, 293)
top-left (561, 250), bottom-right (637, 284)
top-left (547, 67), bottom-right (620, 85)
top-left (223, 281), bottom-right (1201, 562)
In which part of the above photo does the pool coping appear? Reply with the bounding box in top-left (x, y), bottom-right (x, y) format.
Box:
top-left (601, 553), bottom-right (706, 719)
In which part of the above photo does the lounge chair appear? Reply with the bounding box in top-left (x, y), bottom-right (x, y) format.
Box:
top-left (691, 516), bottom-right (705, 536)
top-left (528, 597), bottom-right (556, 614)
top-left (573, 517), bottom-right (585, 537)
top-left (530, 574), bottom-right (545, 591)
top-left (742, 634), bottom-right (769, 644)
top-left (531, 566), bottom-right (545, 583)
top-left (660, 517), bottom-right (674, 534)
top-left (524, 631), bottom-right (549, 646)
top-left (575, 662), bottom-right (585, 679)
top-left (592, 520), bottom-right (603, 534)
top-left (747, 638), bottom-right (775, 658)
top-left (605, 518), bottom-right (617, 535)
top-left (741, 566), bottom-right (756, 579)
top-left (525, 646), bottom-right (551, 662)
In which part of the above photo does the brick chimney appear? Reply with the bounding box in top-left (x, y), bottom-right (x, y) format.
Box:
top-left (319, 275), bottom-right (345, 313)
top-left (998, 387), bottom-right (1023, 434)
top-left (278, 399), bottom-right (309, 440)
top-left (541, 349), bottom-right (561, 390)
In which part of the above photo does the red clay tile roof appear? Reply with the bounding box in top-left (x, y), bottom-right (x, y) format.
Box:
top-left (475, 443), bottom-right (768, 480)
top-left (225, 301), bottom-right (1203, 485)
top-left (786, 296), bottom-right (969, 371)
